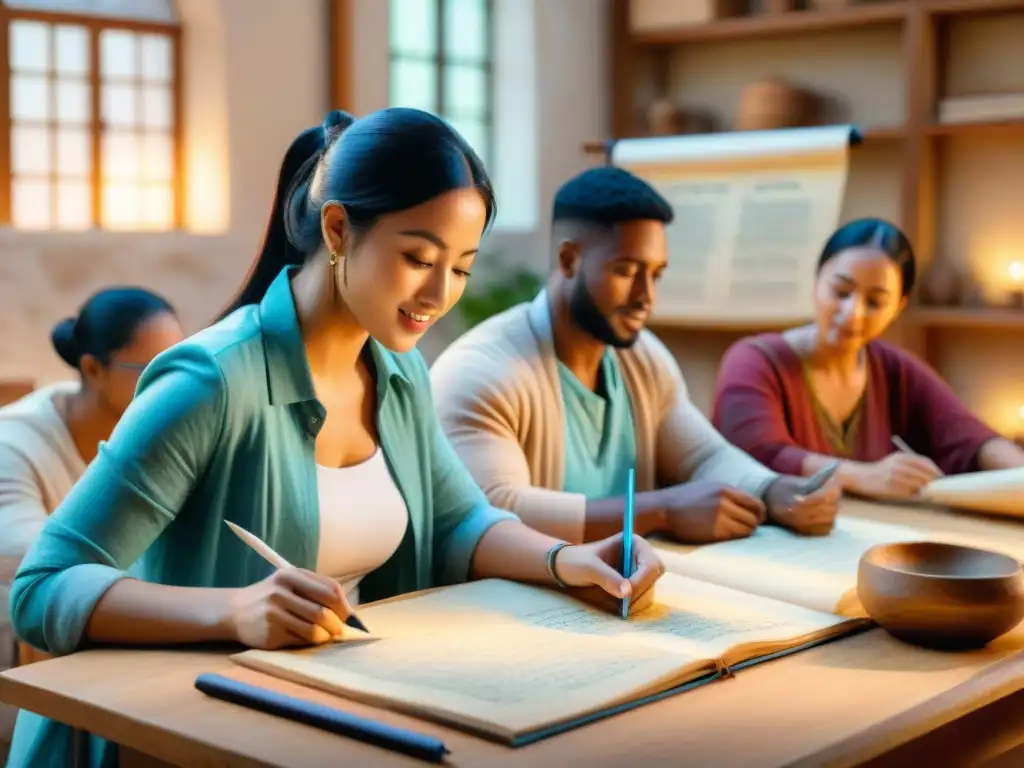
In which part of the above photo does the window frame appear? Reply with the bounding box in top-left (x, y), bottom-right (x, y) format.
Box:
top-left (0, 1), bottom-right (183, 230)
top-left (388, 0), bottom-right (494, 168)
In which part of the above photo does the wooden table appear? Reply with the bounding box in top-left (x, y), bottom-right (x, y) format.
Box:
top-left (4, 500), bottom-right (1024, 767)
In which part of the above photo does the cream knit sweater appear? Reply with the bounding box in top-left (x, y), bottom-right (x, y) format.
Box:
top-left (430, 291), bottom-right (777, 544)
top-left (0, 381), bottom-right (84, 748)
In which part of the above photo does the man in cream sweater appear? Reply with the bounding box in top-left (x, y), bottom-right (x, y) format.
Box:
top-left (430, 167), bottom-right (840, 546)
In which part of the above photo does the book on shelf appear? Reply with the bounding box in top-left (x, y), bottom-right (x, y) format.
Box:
top-left (231, 571), bottom-right (870, 746)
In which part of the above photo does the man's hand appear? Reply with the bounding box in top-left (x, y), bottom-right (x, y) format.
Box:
top-left (659, 481), bottom-right (767, 544)
top-left (764, 464), bottom-right (842, 536)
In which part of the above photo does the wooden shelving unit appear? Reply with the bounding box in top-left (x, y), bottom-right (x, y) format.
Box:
top-left (628, 2), bottom-right (908, 45)
top-left (606, 0), bottom-right (1024, 422)
top-left (907, 307), bottom-right (1024, 330)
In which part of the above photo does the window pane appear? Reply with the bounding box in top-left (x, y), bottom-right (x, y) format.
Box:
top-left (5, 0), bottom-right (176, 23)
top-left (11, 75), bottom-right (50, 121)
top-left (443, 0), bottom-right (488, 63)
top-left (102, 83), bottom-right (137, 127)
top-left (140, 34), bottom-right (172, 82)
top-left (102, 182), bottom-right (139, 229)
top-left (100, 29), bottom-right (137, 79)
top-left (10, 20), bottom-right (49, 73)
top-left (389, 0), bottom-right (437, 56)
top-left (142, 132), bottom-right (172, 181)
top-left (57, 128), bottom-right (91, 175)
top-left (57, 80), bottom-right (90, 124)
top-left (448, 118), bottom-right (488, 165)
top-left (12, 125), bottom-right (52, 174)
top-left (141, 85), bottom-right (172, 129)
top-left (56, 181), bottom-right (92, 229)
top-left (142, 184), bottom-right (173, 229)
top-left (55, 25), bottom-right (89, 76)
top-left (443, 64), bottom-right (487, 118)
top-left (12, 178), bottom-right (52, 229)
top-left (390, 59), bottom-right (437, 112)
top-left (102, 130), bottom-right (140, 180)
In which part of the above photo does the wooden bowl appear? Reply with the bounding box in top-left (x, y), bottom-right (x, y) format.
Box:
top-left (858, 541), bottom-right (1024, 651)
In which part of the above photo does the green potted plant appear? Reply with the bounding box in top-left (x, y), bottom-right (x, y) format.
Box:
top-left (457, 255), bottom-right (544, 330)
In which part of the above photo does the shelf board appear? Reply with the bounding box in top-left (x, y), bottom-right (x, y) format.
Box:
top-left (651, 308), bottom-right (1024, 333)
top-left (648, 317), bottom-right (804, 332)
top-left (863, 125), bottom-right (907, 141)
top-left (927, 119), bottom-right (1024, 136)
top-left (908, 307), bottom-right (1024, 330)
top-left (629, 0), bottom-right (1024, 47)
top-left (927, 0), bottom-right (1024, 16)
top-left (630, 3), bottom-right (908, 46)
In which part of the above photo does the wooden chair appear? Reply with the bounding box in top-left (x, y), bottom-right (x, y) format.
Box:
top-left (16, 642), bottom-right (50, 666)
top-left (0, 379), bottom-right (34, 407)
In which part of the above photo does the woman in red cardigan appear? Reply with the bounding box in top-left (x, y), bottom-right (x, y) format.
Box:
top-left (712, 218), bottom-right (1024, 501)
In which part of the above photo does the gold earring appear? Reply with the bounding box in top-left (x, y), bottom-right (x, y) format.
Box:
top-left (329, 251), bottom-right (338, 267)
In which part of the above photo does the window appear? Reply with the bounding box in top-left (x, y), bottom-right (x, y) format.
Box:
top-left (2, 0), bottom-right (180, 231)
top-left (389, 0), bottom-right (492, 168)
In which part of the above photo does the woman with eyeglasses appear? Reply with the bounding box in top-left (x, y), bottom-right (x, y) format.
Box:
top-left (0, 286), bottom-right (183, 761)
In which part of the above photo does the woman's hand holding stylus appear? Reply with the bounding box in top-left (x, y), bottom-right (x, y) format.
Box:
top-left (229, 568), bottom-right (358, 650)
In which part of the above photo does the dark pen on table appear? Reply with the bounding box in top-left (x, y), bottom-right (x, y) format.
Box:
top-left (195, 673), bottom-right (451, 764)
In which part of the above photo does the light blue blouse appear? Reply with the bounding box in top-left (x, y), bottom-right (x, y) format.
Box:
top-left (7, 266), bottom-right (516, 767)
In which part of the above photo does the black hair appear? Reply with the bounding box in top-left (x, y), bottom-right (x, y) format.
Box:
top-left (551, 167), bottom-right (674, 227)
top-left (222, 108), bottom-right (497, 315)
top-left (817, 218), bottom-right (916, 297)
top-left (51, 287), bottom-right (176, 369)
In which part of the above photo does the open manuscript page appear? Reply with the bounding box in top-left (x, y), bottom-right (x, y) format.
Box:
top-left (656, 515), bottom-right (1024, 617)
top-left (232, 575), bottom-right (856, 740)
top-left (656, 517), bottom-right (926, 616)
top-left (610, 126), bottom-right (853, 325)
top-left (921, 468), bottom-right (1024, 518)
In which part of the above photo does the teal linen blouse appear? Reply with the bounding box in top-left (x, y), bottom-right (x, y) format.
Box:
top-left (7, 267), bottom-right (516, 768)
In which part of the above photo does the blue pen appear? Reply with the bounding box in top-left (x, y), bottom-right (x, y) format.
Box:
top-left (621, 467), bottom-right (636, 619)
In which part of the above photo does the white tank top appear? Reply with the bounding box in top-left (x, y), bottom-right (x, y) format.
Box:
top-left (315, 447), bottom-right (408, 606)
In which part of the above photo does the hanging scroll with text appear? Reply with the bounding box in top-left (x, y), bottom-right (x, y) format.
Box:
top-left (610, 126), bottom-right (855, 325)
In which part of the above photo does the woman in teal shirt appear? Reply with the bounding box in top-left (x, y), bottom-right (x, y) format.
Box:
top-left (8, 108), bottom-right (664, 767)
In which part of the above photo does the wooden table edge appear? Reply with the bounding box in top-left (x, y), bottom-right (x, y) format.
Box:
top-left (4, 643), bottom-right (1024, 768)
top-left (0, 669), bottom-right (279, 768)
top-left (787, 648), bottom-right (1024, 767)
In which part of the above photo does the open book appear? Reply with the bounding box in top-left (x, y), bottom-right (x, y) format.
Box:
top-left (231, 573), bottom-right (869, 745)
top-left (654, 515), bottom-right (1024, 618)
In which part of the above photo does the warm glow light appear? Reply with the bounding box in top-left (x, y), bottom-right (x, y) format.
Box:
top-left (1010, 261), bottom-right (1024, 284)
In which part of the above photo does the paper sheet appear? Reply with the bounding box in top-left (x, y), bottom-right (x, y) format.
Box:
top-left (610, 126), bottom-right (854, 324)
top-left (657, 515), bottom-right (1024, 618)
top-left (232, 576), bottom-right (852, 737)
top-left (657, 517), bottom-right (922, 616)
top-left (921, 468), bottom-right (1024, 517)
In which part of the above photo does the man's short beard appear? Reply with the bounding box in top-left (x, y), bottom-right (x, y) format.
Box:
top-left (568, 278), bottom-right (639, 349)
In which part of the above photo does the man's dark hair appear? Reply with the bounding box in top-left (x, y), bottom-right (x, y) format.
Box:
top-left (551, 166), bottom-right (674, 227)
